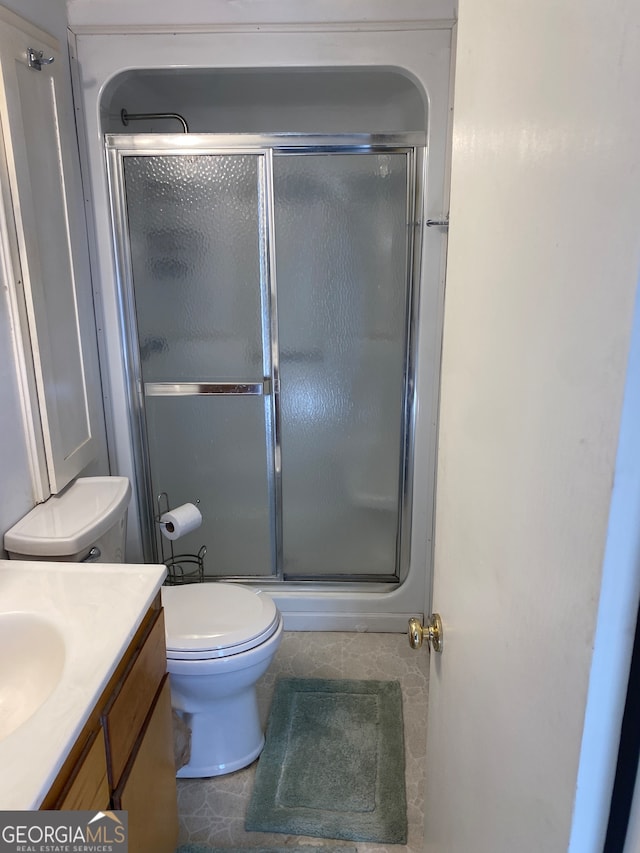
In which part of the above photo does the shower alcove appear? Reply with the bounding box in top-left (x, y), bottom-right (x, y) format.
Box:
top-left (73, 22), bottom-right (452, 628)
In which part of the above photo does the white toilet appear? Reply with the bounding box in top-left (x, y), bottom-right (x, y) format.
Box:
top-left (162, 582), bottom-right (283, 777)
top-left (4, 475), bottom-right (283, 778)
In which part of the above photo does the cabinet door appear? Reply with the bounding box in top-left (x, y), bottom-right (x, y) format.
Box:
top-left (0, 10), bottom-right (99, 494)
top-left (102, 609), bottom-right (167, 788)
top-left (113, 677), bottom-right (178, 853)
top-left (57, 727), bottom-right (110, 811)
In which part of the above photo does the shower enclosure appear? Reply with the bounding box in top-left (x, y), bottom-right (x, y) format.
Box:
top-left (107, 133), bottom-right (424, 583)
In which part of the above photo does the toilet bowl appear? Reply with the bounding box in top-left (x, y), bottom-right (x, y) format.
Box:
top-left (4, 475), bottom-right (283, 779)
top-left (161, 582), bottom-right (283, 777)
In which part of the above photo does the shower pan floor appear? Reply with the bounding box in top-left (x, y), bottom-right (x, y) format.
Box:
top-left (176, 630), bottom-right (429, 853)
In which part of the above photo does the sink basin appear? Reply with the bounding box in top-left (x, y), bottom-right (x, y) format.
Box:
top-left (0, 613), bottom-right (65, 741)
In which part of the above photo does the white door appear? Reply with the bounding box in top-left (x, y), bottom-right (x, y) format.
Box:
top-left (422, 2), bottom-right (640, 851)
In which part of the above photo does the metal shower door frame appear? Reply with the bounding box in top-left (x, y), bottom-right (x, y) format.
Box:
top-left (105, 132), bottom-right (425, 584)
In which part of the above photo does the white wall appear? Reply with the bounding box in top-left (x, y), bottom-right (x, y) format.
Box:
top-left (66, 0), bottom-right (456, 28)
top-left (3, 0), bottom-right (67, 43)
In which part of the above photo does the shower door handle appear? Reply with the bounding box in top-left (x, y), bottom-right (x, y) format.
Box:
top-left (144, 379), bottom-right (272, 396)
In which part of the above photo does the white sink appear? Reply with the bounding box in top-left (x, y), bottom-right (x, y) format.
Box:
top-left (0, 560), bottom-right (166, 809)
top-left (0, 612), bottom-right (65, 741)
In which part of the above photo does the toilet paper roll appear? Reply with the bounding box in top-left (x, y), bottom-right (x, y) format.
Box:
top-left (159, 503), bottom-right (202, 541)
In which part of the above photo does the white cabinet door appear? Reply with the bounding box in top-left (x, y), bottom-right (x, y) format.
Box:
top-left (0, 10), bottom-right (97, 494)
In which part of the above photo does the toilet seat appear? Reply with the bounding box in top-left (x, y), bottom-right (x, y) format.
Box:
top-left (161, 582), bottom-right (281, 660)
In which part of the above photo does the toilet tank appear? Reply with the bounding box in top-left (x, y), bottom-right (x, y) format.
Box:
top-left (4, 477), bottom-right (131, 563)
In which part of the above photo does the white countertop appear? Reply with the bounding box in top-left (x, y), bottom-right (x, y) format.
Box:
top-left (0, 559), bottom-right (166, 809)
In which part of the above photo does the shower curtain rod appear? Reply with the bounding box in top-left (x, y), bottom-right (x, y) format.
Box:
top-left (120, 108), bottom-right (189, 133)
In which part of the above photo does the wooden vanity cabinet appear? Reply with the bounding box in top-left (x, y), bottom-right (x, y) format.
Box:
top-left (41, 596), bottom-right (178, 853)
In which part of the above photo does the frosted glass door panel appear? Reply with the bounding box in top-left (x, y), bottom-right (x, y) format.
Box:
top-left (146, 395), bottom-right (272, 577)
top-left (120, 151), bottom-right (273, 576)
top-left (124, 155), bottom-right (264, 382)
top-left (274, 153), bottom-right (410, 579)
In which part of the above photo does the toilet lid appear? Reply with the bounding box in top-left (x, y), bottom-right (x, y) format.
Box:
top-left (161, 582), bottom-right (280, 658)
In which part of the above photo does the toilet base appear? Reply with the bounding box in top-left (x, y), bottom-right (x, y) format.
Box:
top-left (174, 691), bottom-right (266, 778)
top-left (177, 733), bottom-right (265, 778)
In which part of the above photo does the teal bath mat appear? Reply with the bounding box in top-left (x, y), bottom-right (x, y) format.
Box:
top-left (245, 677), bottom-right (407, 844)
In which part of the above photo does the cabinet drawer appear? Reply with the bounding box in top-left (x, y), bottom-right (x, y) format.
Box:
top-left (57, 727), bottom-right (109, 811)
top-left (102, 609), bottom-right (167, 787)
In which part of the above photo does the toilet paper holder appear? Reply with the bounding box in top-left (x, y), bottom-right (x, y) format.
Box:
top-left (155, 492), bottom-right (206, 585)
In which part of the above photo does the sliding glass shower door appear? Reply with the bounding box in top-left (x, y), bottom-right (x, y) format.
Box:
top-left (107, 135), bottom-right (420, 583)
top-left (274, 152), bottom-right (412, 580)
top-left (117, 150), bottom-right (275, 575)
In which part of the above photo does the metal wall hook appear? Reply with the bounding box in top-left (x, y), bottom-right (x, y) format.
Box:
top-left (27, 48), bottom-right (54, 71)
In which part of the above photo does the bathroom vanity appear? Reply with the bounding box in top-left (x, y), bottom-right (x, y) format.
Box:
top-left (41, 599), bottom-right (177, 851)
top-left (0, 561), bottom-right (177, 853)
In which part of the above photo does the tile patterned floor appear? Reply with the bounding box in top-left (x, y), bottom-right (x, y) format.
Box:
top-left (176, 631), bottom-right (429, 853)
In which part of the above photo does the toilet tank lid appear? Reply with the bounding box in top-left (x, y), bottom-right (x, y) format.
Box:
top-left (4, 477), bottom-right (131, 557)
